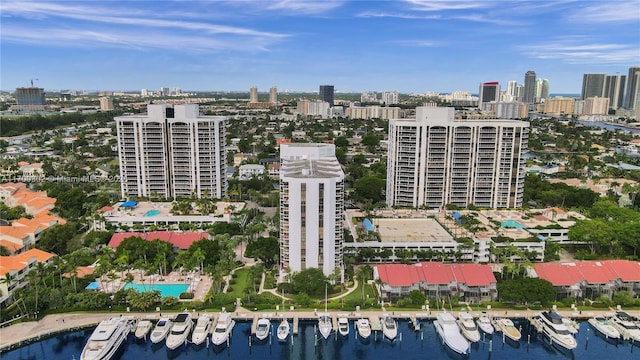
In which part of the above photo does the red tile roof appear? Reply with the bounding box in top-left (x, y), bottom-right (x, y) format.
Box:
top-left (108, 231), bottom-right (209, 250)
top-left (376, 262), bottom-right (497, 287)
top-left (534, 260), bottom-right (640, 286)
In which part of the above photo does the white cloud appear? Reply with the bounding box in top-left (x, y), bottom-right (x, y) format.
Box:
top-left (267, 0), bottom-right (343, 14)
top-left (356, 11), bottom-right (440, 19)
top-left (405, 0), bottom-right (490, 12)
top-left (519, 37), bottom-right (640, 64)
top-left (567, 1), bottom-right (640, 23)
top-left (392, 40), bottom-right (439, 47)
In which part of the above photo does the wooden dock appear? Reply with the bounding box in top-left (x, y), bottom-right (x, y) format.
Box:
top-left (293, 315), bottom-right (299, 335)
top-left (409, 315), bottom-right (420, 331)
top-left (250, 316), bottom-right (258, 335)
top-left (369, 315), bottom-right (382, 331)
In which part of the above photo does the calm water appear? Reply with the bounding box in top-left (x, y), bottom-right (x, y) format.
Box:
top-left (3, 319), bottom-right (638, 360)
top-left (577, 121), bottom-right (640, 135)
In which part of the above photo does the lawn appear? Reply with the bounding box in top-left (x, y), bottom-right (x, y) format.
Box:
top-left (227, 268), bottom-right (250, 298)
top-left (342, 281), bottom-right (378, 303)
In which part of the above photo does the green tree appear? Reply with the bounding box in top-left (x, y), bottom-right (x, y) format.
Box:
top-left (244, 236), bottom-right (279, 267)
top-left (353, 175), bottom-right (385, 203)
top-left (409, 290), bottom-right (426, 307)
top-left (290, 268), bottom-right (328, 296)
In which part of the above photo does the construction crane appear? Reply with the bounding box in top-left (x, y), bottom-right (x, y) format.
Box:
top-left (30, 78), bottom-right (39, 87)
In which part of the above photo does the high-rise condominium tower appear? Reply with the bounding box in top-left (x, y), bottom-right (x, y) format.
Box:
top-left (319, 85), bottom-right (334, 106)
top-left (382, 90), bottom-right (399, 105)
top-left (279, 143), bottom-right (344, 277)
top-left (116, 104), bottom-right (226, 200)
top-left (625, 67), bottom-right (640, 110)
top-left (523, 71), bottom-right (537, 104)
top-left (250, 86), bottom-right (258, 103)
top-left (581, 74), bottom-right (606, 100)
top-left (386, 106), bottom-right (529, 209)
top-left (604, 75), bottom-right (626, 110)
top-left (478, 82), bottom-right (500, 105)
top-left (507, 81), bottom-right (518, 97)
top-left (269, 86), bottom-right (278, 104)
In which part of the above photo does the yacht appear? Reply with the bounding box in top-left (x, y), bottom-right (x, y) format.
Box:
top-left (457, 312), bottom-right (481, 343)
top-left (588, 316), bottom-right (621, 341)
top-left (81, 317), bottom-right (133, 360)
top-left (493, 318), bottom-right (521, 342)
top-left (255, 318), bottom-right (271, 341)
top-left (149, 317), bottom-right (172, 344)
top-left (166, 313), bottom-right (193, 350)
top-left (277, 318), bottom-right (290, 342)
top-left (211, 312), bottom-right (235, 346)
top-left (381, 314), bottom-right (398, 341)
top-left (476, 312), bottom-right (494, 336)
top-left (356, 318), bottom-right (371, 339)
top-left (318, 313), bottom-right (333, 339)
top-left (191, 315), bottom-right (213, 346)
top-left (534, 311), bottom-right (577, 351)
top-left (434, 312), bottom-right (469, 355)
top-left (338, 317), bottom-right (350, 337)
top-left (134, 319), bottom-right (154, 340)
top-left (611, 311), bottom-right (640, 343)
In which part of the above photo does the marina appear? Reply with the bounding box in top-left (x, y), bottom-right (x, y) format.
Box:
top-left (2, 310), bottom-right (640, 360)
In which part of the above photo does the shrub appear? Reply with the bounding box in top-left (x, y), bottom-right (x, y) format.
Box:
top-left (179, 292), bottom-right (194, 299)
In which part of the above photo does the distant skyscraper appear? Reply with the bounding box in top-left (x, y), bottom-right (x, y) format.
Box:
top-left (478, 82), bottom-right (500, 105)
top-left (269, 86), bottom-right (277, 104)
top-left (100, 97), bottom-right (114, 110)
top-left (523, 71), bottom-right (537, 104)
top-left (250, 86), bottom-right (258, 103)
top-left (14, 87), bottom-right (45, 111)
top-left (116, 104), bottom-right (226, 200)
top-left (604, 74), bottom-right (626, 110)
top-left (540, 79), bottom-right (550, 100)
top-left (319, 85), bottom-right (334, 106)
top-left (507, 81), bottom-right (518, 97)
top-left (581, 74), bottom-right (606, 99)
top-left (625, 66), bottom-right (640, 110)
top-left (382, 90), bottom-right (399, 105)
top-left (279, 143), bottom-right (344, 277)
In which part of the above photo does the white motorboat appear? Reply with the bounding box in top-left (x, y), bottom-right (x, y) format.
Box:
top-left (337, 317), bottom-right (349, 337)
top-left (149, 317), bottom-right (172, 344)
top-left (81, 317), bottom-right (133, 360)
top-left (493, 318), bottom-right (521, 342)
top-left (255, 318), bottom-right (271, 341)
top-left (211, 312), bottom-right (235, 346)
top-left (457, 312), bottom-right (481, 343)
top-left (318, 313), bottom-right (333, 339)
top-left (166, 313), bottom-right (193, 350)
top-left (380, 314), bottom-right (398, 341)
top-left (611, 311), bottom-right (640, 343)
top-left (476, 312), bottom-right (494, 336)
top-left (191, 315), bottom-right (213, 346)
top-left (356, 318), bottom-right (371, 339)
top-left (434, 312), bottom-right (469, 355)
top-left (588, 316), bottom-right (621, 341)
top-left (277, 318), bottom-right (290, 342)
top-left (134, 319), bottom-right (154, 340)
top-left (562, 317), bottom-right (579, 335)
top-left (535, 311), bottom-right (577, 351)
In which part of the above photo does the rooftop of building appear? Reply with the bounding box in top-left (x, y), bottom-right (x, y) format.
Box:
top-left (376, 262), bottom-right (497, 287)
top-left (373, 218), bottom-right (454, 243)
top-left (0, 248), bottom-right (54, 276)
top-left (108, 231), bottom-right (210, 250)
top-left (533, 260), bottom-right (640, 286)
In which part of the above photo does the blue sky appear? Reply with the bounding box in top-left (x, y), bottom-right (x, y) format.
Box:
top-left (1, 0), bottom-right (639, 93)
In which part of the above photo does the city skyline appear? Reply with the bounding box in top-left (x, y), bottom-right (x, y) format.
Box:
top-left (1, 1), bottom-right (639, 93)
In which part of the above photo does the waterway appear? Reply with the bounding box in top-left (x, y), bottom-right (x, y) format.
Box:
top-left (3, 319), bottom-right (638, 360)
top-left (576, 121), bottom-right (640, 135)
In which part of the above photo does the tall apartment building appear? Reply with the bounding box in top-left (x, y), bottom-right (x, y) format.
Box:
top-left (279, 143), bottom-right (344, 277)
top-left (625, 66), bottom-right (640, 110)
top-left (14, 87), bottom-right (45, 111)
top-left (523, 71), bottom-right (537, 104)
top-left (584, 97), bottom-right (610, 115)
top-left (495, 102), bottom-right (528, 119)
top-left (478, 82), bottom-right (500, 105)
top-left (382, 90), bottom-right (399, 105)
top-left (604, 74), bottom-right (626, 110)
top-left (507, 81), bottom-right (518, 97)
top-left (539, 79), bottom-right (550, 101)
top-left (543, 97), bottom-right (575, 115)
top-left (115, 104), bottom-right (226, 200)
top-left (250, 86), bottom-right (258, 103)
top-left (99, 97), bottom-right (114, 110)
top-left (269, 86), bottom-right (278, 104)
top-left (297, 100), bottom-right (330, 117)
top-left (581, 74), bottom-right (606, 99)
top-left (386, 106), bottom-right (529, 209)
top-left (319, 85), bottom-right (334, 106)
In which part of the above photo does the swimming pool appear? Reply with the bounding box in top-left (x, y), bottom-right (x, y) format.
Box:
top-left (501, 220), bottom-right (526, 229)
top-left (123, 283), bottom-right (189, 298)
top-left (143, 209), bottom-right (161, 217)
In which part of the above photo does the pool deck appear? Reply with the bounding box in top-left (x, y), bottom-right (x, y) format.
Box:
top-left (94, 270), bottom-right (212, 301)
top-left (1, 308), bottom-right (639, 352)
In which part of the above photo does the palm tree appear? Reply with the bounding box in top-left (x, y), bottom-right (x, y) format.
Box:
top-left (355, 265), bottom-right (373, 301)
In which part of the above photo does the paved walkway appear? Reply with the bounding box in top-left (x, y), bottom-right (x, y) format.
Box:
top-left (3, 307), bottom-right (637, 352)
